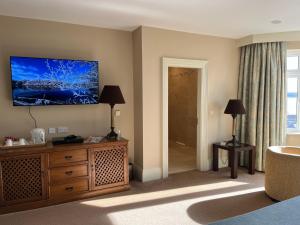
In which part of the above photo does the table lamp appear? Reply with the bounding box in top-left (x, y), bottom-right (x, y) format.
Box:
top-left (224, 99), bottom-right (246, 146)
top-left (99, 85), bottom-right (125, 139)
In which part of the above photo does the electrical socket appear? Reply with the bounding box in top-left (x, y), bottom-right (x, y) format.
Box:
top-left (48, 128), bottom-right (56, 134)
top-left (57, 126), bottom-right (69, 133)
top-left (115, 110), bottom-right (121, 117)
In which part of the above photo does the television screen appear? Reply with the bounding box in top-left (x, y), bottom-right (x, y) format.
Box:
top-left (10, 56), bottom-right (99, 106)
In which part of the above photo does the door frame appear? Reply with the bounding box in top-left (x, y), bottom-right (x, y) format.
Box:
top-left (162, 57), bottom-right (209, 178)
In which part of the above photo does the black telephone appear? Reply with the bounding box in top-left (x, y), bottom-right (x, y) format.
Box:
top-left (52, 135), bottom-right (84, 145)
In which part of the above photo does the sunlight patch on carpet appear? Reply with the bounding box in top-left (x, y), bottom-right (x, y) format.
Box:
top-left (80, 181), bottom-right (252, 207)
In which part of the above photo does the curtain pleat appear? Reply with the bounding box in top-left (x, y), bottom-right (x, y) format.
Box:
top-left (237, 42), bottom-right (287, 171)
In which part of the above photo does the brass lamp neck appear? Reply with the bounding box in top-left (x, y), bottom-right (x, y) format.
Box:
top-left (231, 114), bottom-right (237, 136)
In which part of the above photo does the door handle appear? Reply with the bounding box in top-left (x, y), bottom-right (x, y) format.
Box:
top-left (65, 186), bottom-right (74, 191)
top-left (64, 155), bottom-right (73, 160)
top-left (65, 171), bottom-right (73, 175)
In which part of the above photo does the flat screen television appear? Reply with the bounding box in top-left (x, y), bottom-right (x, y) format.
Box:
top-left (10, 56), bottom-right (99, 106)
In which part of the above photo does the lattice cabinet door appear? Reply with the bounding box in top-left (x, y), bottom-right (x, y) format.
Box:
top-left (0, 154), bottom-right (46, 206)
top-left (90, 143), bottom-right (128, 190)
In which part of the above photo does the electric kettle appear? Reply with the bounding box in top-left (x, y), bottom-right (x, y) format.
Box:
top-left (31, 128), bottom-right (46, 144)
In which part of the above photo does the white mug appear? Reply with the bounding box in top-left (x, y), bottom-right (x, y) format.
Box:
top-left (19, 138), bottom-right (26, 145)
top-left (5, 139), bottom-right (13, 146)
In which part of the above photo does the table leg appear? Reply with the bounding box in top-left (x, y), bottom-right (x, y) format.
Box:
top-left (248, 147), bottom-right (256, 174)
top-left (213, 144), bottom-right (219, 171)
top-left (228, 151), bottom-right (232, 168)
top-left (231, 150), bottom-right (238, 179)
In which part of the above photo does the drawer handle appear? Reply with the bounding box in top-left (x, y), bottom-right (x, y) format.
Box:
top-left (65, 186), bottom-right (74, 191)
top-left (64, 155), bottom-right (73, 160)
top-left (65, 171), bottom-right (73, 175)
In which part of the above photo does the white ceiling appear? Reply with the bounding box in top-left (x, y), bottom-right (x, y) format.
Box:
top-left (0, 0), bottom-right (300, 38)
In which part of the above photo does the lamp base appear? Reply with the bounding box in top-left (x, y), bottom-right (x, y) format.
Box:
top-left (106, 129), bottom-right (118, 140)
top-left (226, 135), bottom-right (240, 146)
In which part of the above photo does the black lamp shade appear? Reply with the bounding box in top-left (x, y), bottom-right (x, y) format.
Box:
top-left (99, 85), bottom-right (125, 105)
top-left (224, 99), bottom-right (246, 115)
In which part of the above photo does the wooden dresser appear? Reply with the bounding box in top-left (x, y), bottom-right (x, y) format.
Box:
top-left (0, 138), bottom-right (129, 214)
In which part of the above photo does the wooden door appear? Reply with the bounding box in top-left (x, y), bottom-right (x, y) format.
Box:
top-left (90, 144), bottom-right (128, 190)
top-left (0, 153), bottom-right (47, 206)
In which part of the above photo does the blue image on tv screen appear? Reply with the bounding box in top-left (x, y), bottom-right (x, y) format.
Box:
top-left (10, 56), bottom-right (100, 106)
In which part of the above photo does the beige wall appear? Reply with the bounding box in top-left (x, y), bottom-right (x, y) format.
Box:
top-left (287, 134), bottom-right (300, 146)
top-left (168, 67), bottom-right (198, 147)
top-left (288, 41), bottom-right (300, 49)
top-left (132, 27), bottom-right (143, 167)
top-left (0, 16), bottom-right (134, 161)
top-left (135, 26), bottom-right (239, 178)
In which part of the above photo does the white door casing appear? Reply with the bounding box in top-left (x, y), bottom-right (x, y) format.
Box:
top-left (162, 57), bottom-right (209, 178)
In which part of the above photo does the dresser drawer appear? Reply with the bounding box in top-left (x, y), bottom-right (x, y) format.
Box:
top-left (50, 179), bottom-right (88, 198)
top-left (49, 149), bottom-right (88, 166)
top-left (50, 164), bottom-right (88, 183)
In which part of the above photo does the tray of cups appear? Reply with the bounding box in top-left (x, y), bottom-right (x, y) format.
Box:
top-left (0, 137), bottom-right (46, 149)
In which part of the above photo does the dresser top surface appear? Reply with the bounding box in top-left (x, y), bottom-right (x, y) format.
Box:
top-left (0, 138), bottom-right (128, 156)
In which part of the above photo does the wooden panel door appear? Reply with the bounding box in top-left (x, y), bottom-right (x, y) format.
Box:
top-left (90, 144), bottom-right (128, 190)
top-left (0, 153), bottom-right (47, 206)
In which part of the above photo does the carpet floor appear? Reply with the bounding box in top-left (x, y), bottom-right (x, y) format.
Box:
top-left (169, 141), bottom-right (197, 174)
top-left (0, 169), bottom-right (273, 225)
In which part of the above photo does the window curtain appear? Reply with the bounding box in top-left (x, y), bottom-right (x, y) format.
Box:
top-left (237, 42), bottom-right (287, 171)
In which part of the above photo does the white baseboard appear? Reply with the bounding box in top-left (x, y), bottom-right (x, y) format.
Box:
top-left (142, 167), bottom-right (161, 182)
top-left (133, 164), bottom-right (162, 182)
